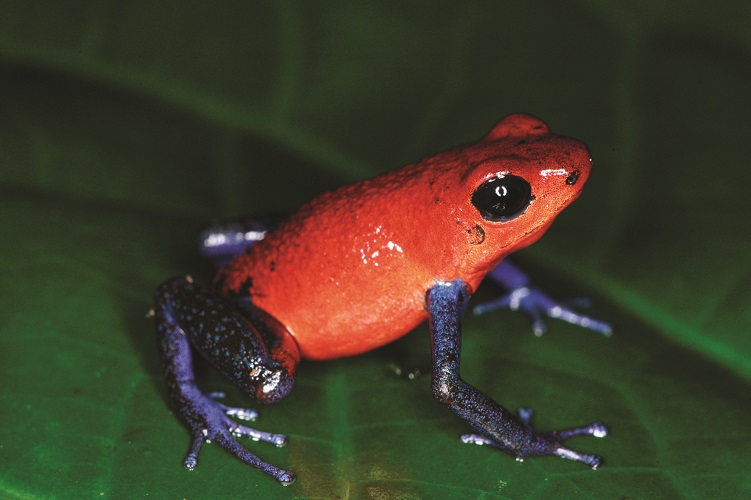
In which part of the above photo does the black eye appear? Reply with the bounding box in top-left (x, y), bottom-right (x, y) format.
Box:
top-left (471, 175), bottom-right (532, 222)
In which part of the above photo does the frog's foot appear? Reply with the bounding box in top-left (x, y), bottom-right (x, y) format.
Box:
top-left (473, 286), bottom-right (612, 337)
top-left (179, 387), bottom-right (295, 485)
top-left (206, 391), bottom-right (260, 421)
top-left (460, 407), bottom-right (608, 469)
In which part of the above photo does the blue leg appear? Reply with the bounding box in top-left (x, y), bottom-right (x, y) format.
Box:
top-left (473, 259), bottom-right (612, 336)
top-left (428, 279), bottom-right (607, 468)
top-left (197, 215), bottom-right (284, 268)
top-left (154, 276), bottom-right (300, 485)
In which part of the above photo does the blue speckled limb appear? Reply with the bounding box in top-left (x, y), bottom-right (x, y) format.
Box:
top-left (154, 277), bottom-right (300, 485)
top-left (427, 278), bottom-right (607, 468)
top-left (473, 259), bottom-right (613, 336)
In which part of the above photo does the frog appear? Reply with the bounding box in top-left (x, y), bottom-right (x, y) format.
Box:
top-left (153, 113), bottom-right (611, 485)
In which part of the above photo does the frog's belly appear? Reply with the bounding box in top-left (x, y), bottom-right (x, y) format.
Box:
top-left (253, 275), bottom-right (429, 360)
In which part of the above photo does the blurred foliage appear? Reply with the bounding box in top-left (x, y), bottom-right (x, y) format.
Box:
top-left (1, 1), bottom-right (749, 497)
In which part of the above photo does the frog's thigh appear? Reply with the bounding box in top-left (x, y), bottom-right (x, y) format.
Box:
top-left (155, 276), bottom-right (299, 404)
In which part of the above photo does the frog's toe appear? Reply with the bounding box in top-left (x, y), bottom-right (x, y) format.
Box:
top-left (548, 302), bottom-right (613, 336)
top-left (216, 431), bottom-right (295, 484)
top-left (229, 421), bottom-right (288, 447)
top-left (184, 435), bottom-right (206, 470)
top-left (552, 446), bottom-right (605, 469)
top-left (207, 392), bottom-right (260, 421)
top-left (518, 406), bottom-right (608, 442)
top-left (212, 430), bottom-right (296, 485)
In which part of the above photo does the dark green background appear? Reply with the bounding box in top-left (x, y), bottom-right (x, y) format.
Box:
top-left (2, 1), bottom-right (749, 498)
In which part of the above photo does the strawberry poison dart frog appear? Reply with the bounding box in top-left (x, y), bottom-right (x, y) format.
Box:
top-left (153, 114), bottom-right (611, 485)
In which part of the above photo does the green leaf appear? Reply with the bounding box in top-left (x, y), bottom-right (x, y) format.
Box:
top-left (2, 1), bottom-right (750, 498)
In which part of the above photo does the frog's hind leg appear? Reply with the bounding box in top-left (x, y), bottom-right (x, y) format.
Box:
top-left (198, 215), bottom-right (285, 268)
top-left (154, 276), bottom-right (300, 485)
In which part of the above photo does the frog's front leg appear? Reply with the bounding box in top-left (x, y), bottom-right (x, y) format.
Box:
top-left (474, 259), bottom-right (612, 336)
top-left (154, 277), bottom-right (300, 485)
top-left (427, 279), bottom-right (607, 468)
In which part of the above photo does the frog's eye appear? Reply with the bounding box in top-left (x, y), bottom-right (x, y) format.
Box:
top-left (471, 175), bottom-right (532, 222)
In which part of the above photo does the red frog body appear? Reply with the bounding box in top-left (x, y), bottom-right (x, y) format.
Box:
top-left (217, 114), bottom-right (591, 360)
top-left (154, 114), bottom-right (609, 486)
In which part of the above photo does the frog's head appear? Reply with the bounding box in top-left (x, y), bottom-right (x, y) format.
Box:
top-left (460, 114), bottom-right (592, 264)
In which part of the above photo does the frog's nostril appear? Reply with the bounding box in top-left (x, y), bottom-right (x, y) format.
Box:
top-left (565, 170), bottom-right (581, 186)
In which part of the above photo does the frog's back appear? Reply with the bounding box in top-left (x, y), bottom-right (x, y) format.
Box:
top-left (215, 157), bottom-right (466, 360)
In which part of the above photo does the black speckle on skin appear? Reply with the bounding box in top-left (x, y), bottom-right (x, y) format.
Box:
top-left (467, 224), bottom-right (485, 245)
top-left (565, 169), bottom-right (580, 185)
